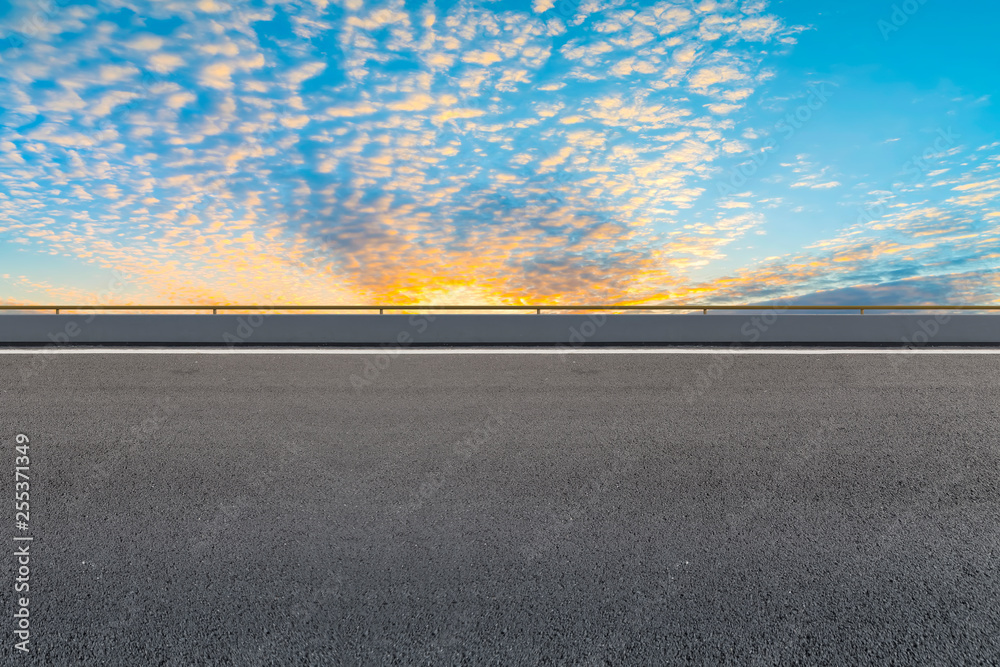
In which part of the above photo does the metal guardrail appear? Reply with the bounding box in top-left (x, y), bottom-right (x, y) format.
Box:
top-left (1, 305), bottom-right (999, 315)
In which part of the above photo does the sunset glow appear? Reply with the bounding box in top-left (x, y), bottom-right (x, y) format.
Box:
top-left (1, 0), bottom-right (998, 306)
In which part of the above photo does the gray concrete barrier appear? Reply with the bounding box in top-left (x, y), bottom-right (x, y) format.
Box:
top-left (0, 313), bottom-right (998, 345)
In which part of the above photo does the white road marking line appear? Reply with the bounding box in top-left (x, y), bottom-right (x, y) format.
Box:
top-left (0, 347), bottom-right (999, 355)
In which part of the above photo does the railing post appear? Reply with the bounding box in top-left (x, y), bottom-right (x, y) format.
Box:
top-left (536, 308), bottom-right (541, 315)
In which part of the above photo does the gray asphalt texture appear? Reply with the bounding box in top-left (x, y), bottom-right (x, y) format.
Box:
top-left (2, 351), bottom-right (1000, 665)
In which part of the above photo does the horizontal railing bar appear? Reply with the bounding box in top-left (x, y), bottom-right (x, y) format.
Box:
top-left (1, 305), bottom-right (999, 312)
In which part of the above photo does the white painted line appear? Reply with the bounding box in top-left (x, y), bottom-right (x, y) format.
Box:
top-left (0, 347), bottom-right (999, 355)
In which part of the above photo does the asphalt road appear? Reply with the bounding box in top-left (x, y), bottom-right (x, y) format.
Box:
top-left (2, 351), bottom-right (1000, 665)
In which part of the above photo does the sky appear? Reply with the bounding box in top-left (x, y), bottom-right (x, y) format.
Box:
top-left (0, 0), bottom-right (998, 307)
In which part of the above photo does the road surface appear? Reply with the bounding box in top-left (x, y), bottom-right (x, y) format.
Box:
top-left (2, 350), bottom-right (999, 665)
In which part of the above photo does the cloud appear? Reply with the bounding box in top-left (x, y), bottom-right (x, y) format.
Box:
top-left (688, 65), bottom-right (746, 92)
top-left (148, 53), bottom-right (186, 73)
top-left (284, 62), bottom-right (327, 88)
top-left (326, 103), bottom-right (378, 117)
top-left (387, 94), bottom-right (435, 111)
top-left (462, 50), bottom-right (503, 66)
top-left (165, 92), bottom-right (197, 109)
top-left (127, 34), bottom-right (165, 51)
top-left (99, 64), bottom-right (138, 83)
top-left (433, 108), bottom-right (486, 124)
top-left (735, 16), bottom-right (782, 41)
top-left (199, 62), bottom-right (234, 89)
top-left (706, 102), bottom-right (743, 114)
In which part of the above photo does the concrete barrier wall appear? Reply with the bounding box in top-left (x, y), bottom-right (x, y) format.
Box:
top-left (0, 313), bottom-right (998, 345)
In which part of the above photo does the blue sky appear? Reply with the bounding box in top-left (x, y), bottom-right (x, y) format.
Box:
top-left (0, 0), bottom-right (998, 306)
